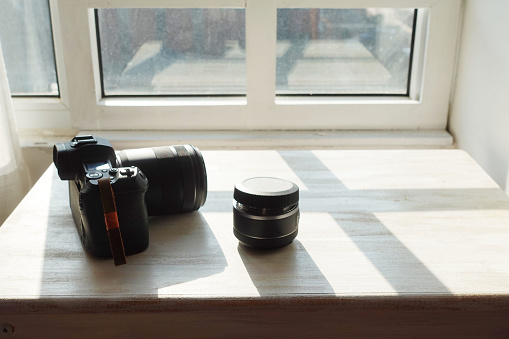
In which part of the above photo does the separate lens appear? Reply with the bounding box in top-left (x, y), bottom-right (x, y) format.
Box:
top-left (116, 145), bottom-right (207, 215)
top-left (233, 177), bottom-right (300, 248)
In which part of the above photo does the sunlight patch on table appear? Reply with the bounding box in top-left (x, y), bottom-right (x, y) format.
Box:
top-left (373, 210), bottom-right (509, 294)
top-left (0, 167), bottom-right (53, 298)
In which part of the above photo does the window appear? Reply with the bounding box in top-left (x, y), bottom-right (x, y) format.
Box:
top-left (0, 0), bottom-right (58, 96)
top-left (6, 0), bottom-right (462, 131)
top-left (276, 9), bottom-right (415, 95)
top-left (96, 8), bottom-right (246, 96)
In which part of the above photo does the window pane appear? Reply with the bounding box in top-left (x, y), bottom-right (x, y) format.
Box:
top-left (0, 0), bottom-right (59, 96)
top-left (276, 9), bottom-right (415, 95)
top-left (97, 8), bottom-right (246, 96)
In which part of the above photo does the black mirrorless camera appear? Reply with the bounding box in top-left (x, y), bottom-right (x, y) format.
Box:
top-left (53, 135), bottom-right (207, 259)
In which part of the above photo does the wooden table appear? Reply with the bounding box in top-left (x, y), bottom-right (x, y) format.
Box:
top-left (1, 150), bottom-right (509, 337)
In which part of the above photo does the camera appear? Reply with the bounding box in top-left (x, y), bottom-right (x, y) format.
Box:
top-left (53, 135), bottom-right (207, 259)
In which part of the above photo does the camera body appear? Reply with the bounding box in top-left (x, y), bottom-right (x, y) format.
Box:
top-left (55, 135), bottom-right (149, 257)
top-left (54, 135), bottom-right (208, 258)
top-left (69, 166), bottom-right (149, 257)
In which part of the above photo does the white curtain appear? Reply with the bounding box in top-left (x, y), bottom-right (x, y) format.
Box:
top-left (0, 44), bottom-right (30, 225)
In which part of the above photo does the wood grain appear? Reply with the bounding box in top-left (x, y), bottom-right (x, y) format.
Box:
top-left (1, 150), bottom-right (509, 337)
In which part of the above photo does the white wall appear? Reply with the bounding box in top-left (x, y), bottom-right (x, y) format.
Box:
top-left (449, 0), bottom-right (509, 194)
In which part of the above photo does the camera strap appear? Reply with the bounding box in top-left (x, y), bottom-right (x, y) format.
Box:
top-left (98, 177), bottom-right (127, 266)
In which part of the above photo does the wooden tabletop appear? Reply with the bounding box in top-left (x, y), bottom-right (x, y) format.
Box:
top-left (2, 149), bottom-right (509, 337)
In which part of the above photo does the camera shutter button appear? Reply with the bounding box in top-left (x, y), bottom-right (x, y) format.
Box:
top-left (120, 168), bottom-right (134, 177)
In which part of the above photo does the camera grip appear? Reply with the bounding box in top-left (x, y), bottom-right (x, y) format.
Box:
top-left (70, 170), bottom-right (149, 258)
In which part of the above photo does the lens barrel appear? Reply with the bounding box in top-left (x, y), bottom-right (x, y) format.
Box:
top-left (116, 145), bottom-right (207, 215)
top-left (233, 177), bottom-right (300, 248)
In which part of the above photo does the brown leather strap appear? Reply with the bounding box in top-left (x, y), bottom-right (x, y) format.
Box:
top-left (98, 177), bottom-right (126, 266)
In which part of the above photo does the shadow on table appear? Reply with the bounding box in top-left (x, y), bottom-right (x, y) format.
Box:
top-left (278, 150), bottom-right (452, 294)
top-left (238, 240), bottom-right (335, 296)
top-left (41, 168), bottom-right (227, 296)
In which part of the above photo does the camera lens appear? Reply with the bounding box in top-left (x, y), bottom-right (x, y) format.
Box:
top-left (233, 177), bottom-right (299, 248)
top-left (116, 145), bottom-right (207, 215)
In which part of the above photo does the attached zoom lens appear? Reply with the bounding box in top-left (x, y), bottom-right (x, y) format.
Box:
top-left (116, 145), bottom-right (207, 215)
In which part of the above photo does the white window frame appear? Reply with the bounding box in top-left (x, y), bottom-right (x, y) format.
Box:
top-left (12, 0), bottom-right (461, 131)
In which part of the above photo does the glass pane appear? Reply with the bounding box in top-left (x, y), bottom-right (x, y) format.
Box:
top-left (0, 0), bottom-right (59, 96)
top-left (97, 8), bottom-right (246, 96)
top-left (276, 9), bottom-right (415, 95)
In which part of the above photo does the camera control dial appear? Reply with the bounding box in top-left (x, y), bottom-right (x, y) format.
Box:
top-left (86, 172), bottom-right (102, 179)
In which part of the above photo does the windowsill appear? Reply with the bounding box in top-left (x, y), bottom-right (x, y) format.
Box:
top-left (18, 130), bottom-right (453, 150)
